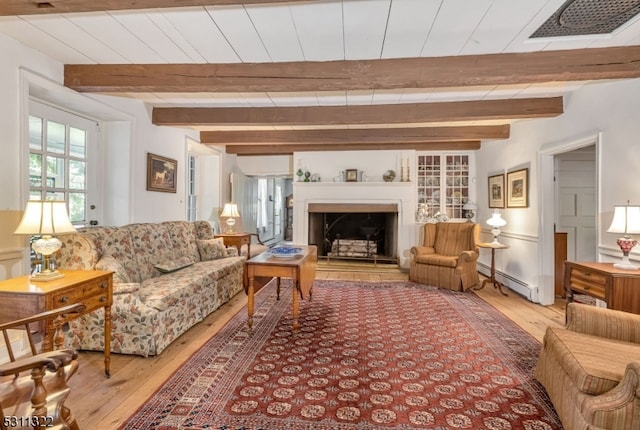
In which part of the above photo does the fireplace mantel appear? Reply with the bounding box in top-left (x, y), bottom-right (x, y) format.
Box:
top-left (292, 181), bottom-right (416, 268)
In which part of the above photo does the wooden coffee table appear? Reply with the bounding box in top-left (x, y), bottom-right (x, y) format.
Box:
top-left (246, 245), bottom-right (317, 330)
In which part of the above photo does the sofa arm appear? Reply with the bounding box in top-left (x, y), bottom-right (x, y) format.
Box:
top-left (566, 303), bottom-right (640, 344)
top-left (225, 247), bottom-right (239, 257)
top-left (582, 361), bottom-right (640, 430)
top-left (410, 246), bottom-right (435, 258)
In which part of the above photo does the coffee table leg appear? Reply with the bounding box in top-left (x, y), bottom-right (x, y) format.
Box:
top-left (276, 277), bottom-right (281, 300)
top-left (247, 275), bottom-right (255, 329)
top-left (292, 274), bottom-right (300, 330)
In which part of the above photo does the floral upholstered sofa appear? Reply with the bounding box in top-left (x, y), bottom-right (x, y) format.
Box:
top-left (55, 220), bottom-right (244, 357)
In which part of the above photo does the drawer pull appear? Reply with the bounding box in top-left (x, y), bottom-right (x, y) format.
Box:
top-left (100, 281), bottom-right (107, 289)
top-left (100, 296), bottom-right (107, 303)
top-left (59, 296), bottom-right (69, 303)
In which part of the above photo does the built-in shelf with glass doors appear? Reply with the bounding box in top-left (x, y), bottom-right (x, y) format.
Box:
top-left (416, 153), bottom-right (472, 220)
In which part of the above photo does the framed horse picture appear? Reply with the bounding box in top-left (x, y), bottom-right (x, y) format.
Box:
top-left (147, 153), bottom-right (177, 193)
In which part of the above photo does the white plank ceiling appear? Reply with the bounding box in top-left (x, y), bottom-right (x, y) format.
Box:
top-left (1, 0), bottom-right (640, 130)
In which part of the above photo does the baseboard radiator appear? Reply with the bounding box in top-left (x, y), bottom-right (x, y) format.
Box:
top-left (476, 262), bottom-right (533, 300)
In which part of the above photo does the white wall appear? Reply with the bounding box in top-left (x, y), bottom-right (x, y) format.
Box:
top-left (0, 34), bottom-right (215, 229)
top-left (476, 78), bottom-right (640, 304)
top-left (294, 150), bottom-right (413, 183)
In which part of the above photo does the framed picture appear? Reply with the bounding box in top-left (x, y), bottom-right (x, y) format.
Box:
top-left (147, 153), bottom-right (177, 193)
top-left (345, 169), bottom-right (358, 182)
top-left (488, 174), bottom-right (505, 208)
top-left (507, 168), bottom-right (529, 208)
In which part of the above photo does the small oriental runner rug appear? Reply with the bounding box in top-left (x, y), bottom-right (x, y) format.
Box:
top-left (121, 280), bottom-right (562, 430)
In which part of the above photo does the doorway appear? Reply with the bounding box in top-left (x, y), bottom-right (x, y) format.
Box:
top-left (555, 146), bottom-right (597, 262)
top-left (538, 134), bottom-right (600, 306)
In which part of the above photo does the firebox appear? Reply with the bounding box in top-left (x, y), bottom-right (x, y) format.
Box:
top-left (308, 203), bottom-right (398, 263)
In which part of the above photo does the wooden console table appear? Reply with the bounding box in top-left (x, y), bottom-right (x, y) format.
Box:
top-left (565, 261), bottom-right (640, 315)
top-left (0, 269), bottom-right (113, 377)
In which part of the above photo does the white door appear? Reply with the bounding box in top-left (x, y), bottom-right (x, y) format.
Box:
top-left (555, 146), bottom-right (597, 261)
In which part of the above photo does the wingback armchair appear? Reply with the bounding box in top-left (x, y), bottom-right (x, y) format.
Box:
top-left (409, 222), bottom-right (480, 291)
top-left (0, 303), bottom-right (85, 430)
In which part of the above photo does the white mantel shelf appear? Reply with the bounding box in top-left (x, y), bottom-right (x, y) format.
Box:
top-left (293, 181), bottom-right (414, 186)
top-left (292, 181), bottom-right (417, 268)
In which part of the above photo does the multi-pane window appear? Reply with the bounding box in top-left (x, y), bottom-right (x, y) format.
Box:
top-left (187, 154), bottom-right (197, 221)
top-left (28, 114), bottom-right (88, 224)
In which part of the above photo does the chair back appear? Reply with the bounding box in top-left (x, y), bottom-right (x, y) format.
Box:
top-left (424, 222), bottom-right (479, 256)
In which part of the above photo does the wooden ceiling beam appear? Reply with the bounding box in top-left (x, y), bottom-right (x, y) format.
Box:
top-left (154, 97), bottom-right (561, 127)
top-left (65, 46), bottom-right (640, 93)
top-left (0, 0), bottom-right (299, 16)
top-left (225, 141), bottom-right (482, 156)
top-left (200, 125), bottom-right (509, 145)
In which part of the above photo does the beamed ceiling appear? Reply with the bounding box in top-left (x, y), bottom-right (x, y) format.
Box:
top-left (2, 0), bottom-right (640, 155)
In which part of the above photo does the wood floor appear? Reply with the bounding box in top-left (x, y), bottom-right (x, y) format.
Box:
top-left (67, 269), bottom-right (566, 429)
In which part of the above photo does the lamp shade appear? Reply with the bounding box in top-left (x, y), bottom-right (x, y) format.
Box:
top-left (486, 210), bottom-right (507, 228)
top-left (607, 205), bottom-right (640, 235)
top-left (14, 201), bottom-right (76, 235)
top-left (220, 203), bottom-right (240, 219)
top-left (463, 201), bottom-right (478, 211)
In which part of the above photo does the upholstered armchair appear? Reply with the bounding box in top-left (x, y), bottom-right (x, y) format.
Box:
top-left (535, 303), bottom-right (640, 430)
top-left (0, 303), bottom-right (85, 430)
top-left (409, 222), bottom-right (480, 291)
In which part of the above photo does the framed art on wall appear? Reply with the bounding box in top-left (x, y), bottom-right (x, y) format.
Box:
top-left (147, 153), bottom-right (177, 193)
top-left (488, 174), bottom-right (505, 208)
top-left (507, 168), bottom-right (529, 208)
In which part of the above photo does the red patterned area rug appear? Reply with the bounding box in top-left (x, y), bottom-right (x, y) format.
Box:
top-left (121, 280), bottom-right (561, 430)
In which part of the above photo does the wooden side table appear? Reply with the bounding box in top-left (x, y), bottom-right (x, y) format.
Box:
top-left (475, 242), bottom-right (510, 296)
top-left (246, 245), bottom-right (317, 330)
top-left (0, 269), bottom-right (113, 377)
top-left (215, 233), bottom-right (251, 257)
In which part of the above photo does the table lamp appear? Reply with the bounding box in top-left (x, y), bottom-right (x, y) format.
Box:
top-left (607, 202), bottom-right (640, 270)
top-left (463, 201), bottom-right (478, 222)
top-left (486, 210), bottom-right (506, 244)
top-left (14, 200), bottom-right (77, 281)
top-left (220, 203), bottom-right (240, 234)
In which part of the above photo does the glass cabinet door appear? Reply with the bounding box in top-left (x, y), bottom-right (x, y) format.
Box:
top-left (443, 155), bottom-right (470, 219)
top-left (417, 152), bottom-right (472, 220)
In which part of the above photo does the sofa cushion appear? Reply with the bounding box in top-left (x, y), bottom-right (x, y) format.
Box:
top-left (414, 254), bottom-right (458, 268)
top-left (544, 327), bottom-right (637, 395)
top-left (197, 238), bottom-right (227, 261)
top-left (128, 223), bottom-right (176, 281)
top-left (95, 255), bottom-right (131, 283)
top-left (81, 226), bottom-right (141, 283)
top-left (162, 220), bottom-right (201, 262)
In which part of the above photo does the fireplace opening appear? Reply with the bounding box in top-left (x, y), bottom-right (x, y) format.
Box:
top-left (308, 203), bottom-right (398, 264)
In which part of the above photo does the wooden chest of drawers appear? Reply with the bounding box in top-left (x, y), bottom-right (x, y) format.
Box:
top-left (0, 269), bottom-right (113, 376)
top-left (564, 261), bottom-right (640, 314)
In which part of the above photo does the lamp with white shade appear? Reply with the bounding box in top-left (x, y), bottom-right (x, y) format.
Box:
top-left (463, 201), bottom-right (478, 222)
top-left (607, 202), bottom-right (640, 270)
top-left (220, 203), bottom-right (240, 234)
top-left (486, 210), bottom-right (507, 244)
top-left (14, 200), bottom-right (77, 281)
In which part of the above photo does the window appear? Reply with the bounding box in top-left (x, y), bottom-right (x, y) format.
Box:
top-left (187, 154), bottom-right (198, 221)
top-left (28, 101), bottom-right (98, 226)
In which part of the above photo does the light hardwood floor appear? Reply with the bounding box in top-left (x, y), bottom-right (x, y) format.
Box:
top-left (67, 270), bottom-right (566, 428)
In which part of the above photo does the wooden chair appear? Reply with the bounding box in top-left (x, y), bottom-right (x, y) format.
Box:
top-left (410, 222), bottom-right (480, 291)
top-left (0, 303), bottom-right (85, 430)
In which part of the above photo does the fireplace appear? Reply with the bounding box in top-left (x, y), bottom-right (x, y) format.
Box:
top-left (308, 203), bottom-right (398, 263)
